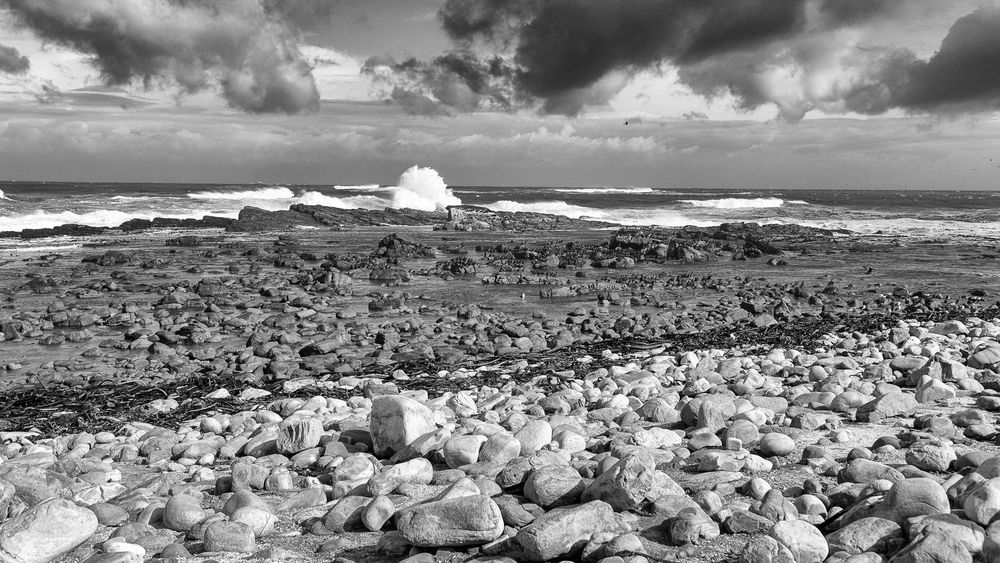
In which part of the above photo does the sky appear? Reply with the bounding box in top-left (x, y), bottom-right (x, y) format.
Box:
top-left (0, 0), bottom-right (998, 189)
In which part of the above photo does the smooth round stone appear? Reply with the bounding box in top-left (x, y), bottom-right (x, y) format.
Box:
top-left (769, 520), bottom-right (828, 563)
top-left (222, 490), bottom-right (271, 517)
top-left (515, 421), bottom-right (553, 455)
top-left (745, 477), bottom-right (772, 500)
top-left (0, 498), bottom-right (99, 563)
top-left (724, 419), bottom-right (761, 445)
top-left (203, 521), bottom-right (256, 553)
top-left (964, 478), bottom-right (1000, 525)
top-left (90, 503), bottom-right (129, 526)
top-left (686, 428), bottom-right (722, 451)
top-left (906, 440), bottom-right (957, 472)
top-left (94, 432), bottom-right (116, 444)
top-left (162, 495), bottom-right (205, 532)
top-left (362, 495), bottom-right (396, 532)
top-left (159, 543), bottom-right (193, 559)
top-left (524, 465), bottom-right (585, 508)
top-left (879, 478), bottom-right (949, 523)
top-left (552, 430), bottom-right (587, 453)
top-left (104, 540), bottom-right (145, 558)
top-left (443, 435), bottom-right (488, 469)
top-left (479, 434), bottom-right (522, 464)
top-left (758, 433), bottom-right (796, 457)
top-left (231, 506), bottom-right (276, 537)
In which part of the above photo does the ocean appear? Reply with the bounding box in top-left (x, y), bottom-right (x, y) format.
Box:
top-left (1, 166), bottom-right (998, 248)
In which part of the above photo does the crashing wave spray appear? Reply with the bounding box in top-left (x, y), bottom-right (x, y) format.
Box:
top-left (390, 166), bottom-right (462, 212)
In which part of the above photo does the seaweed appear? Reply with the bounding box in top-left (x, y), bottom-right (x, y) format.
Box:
top-left (1, 302), bottom-right (997, 438)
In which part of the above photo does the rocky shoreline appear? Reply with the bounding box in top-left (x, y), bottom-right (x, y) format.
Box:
top-left (0, 208), bottom-right (999, 562)
top-left (0, 204), bottom-right (617, 240)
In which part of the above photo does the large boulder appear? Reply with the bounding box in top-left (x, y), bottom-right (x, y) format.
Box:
top-left (516, 500), bottom-right (618, 562)
top-left (0, 499), bottom-right (98, 563)
top-left (857, 392), bottom-right (918, 423)
top-left (581, 454), bottom-right (683, 511)
top-left (395, 495), bottom-right (504, 547)
top-left (370, 395), bottom-right (436, 456)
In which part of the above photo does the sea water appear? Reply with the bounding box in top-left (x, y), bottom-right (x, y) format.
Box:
top-left (1, 166), bottom-right (998, 244)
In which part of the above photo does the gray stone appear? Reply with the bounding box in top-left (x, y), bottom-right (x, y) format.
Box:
top-left (370, 395), bottom-right (436, 456)
top-left (581, 454), bottom-right (683, 511)
top-left (0, 498), bottom-right (98, 563)
top-left (396, 495), bottom-right (504, 547)
top-left (368, 458), bottom-right (434, 496)
top-left (888, 532), bottom-right (972, 563)
top-left (524, 465), bottom-right (585, 509)
top-left (905, 440), bottom-right (956, 472)
top-left (758, 433), bottom-right (796, 457)
top-left (516, 500), bottom-right (617, 562)
top-left (877, 478), bottom-right (950, 524)
top-left (857, 392), bottom-right (918, 423)
top-left (276, 418), bottom-right (324, 455)
top-left (770, 520), bottom-right (828, 563)
top-left (669, 508), bottom-right (719, 545)
top-left (825, 517), bottom-right (902, 555)
top-left (203, 521), bottom-right (255, 553)
top-left (162, 494), bottom-right (205, 532)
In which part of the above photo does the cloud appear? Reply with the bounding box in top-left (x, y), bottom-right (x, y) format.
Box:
top-left (891, 8), bottom-right (1000, 112)
top-left (261, 0), bottom-right (335, 32)
top-left (361, 51), bottom-right (517, 115)
top-left (372, 0), bottom-right (1000, 121)
top-left (816, 0), bottom-right (904, 25)
top-left (2, 0), bottom-right (319, 113)
top-left (0, 43), bottom-right (29, 74)
top-left (373, 0), bottom-right (810, 116)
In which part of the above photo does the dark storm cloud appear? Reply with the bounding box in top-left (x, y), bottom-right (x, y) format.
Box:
top-left (262, 0), bottom-right (335, 33)
top-left (817, 0), bottom-right (904, 25)
top-left (381, 0), bottom-right (1000, 120)
top-left (362, 51), bottom-right (517, 115)
top-left (375, 0), bottom-right (812, 116)
top-left (513, 0), bottom-right (803, 99)
top-left (0, 43), bottom-right (29, 74)
top-left (845, 8), bottom-right (1000, 115)
top-left (1, 0), bottom-right (319, 113)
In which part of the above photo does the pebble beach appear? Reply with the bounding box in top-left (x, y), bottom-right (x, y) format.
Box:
top-left (0, 212), bottom-right (999, 563)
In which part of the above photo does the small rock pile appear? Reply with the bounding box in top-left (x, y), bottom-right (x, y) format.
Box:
top-left (0, 316), bottom-right (999, 562)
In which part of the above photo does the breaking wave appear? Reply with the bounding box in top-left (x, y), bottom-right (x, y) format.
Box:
top-left (0, 209), bottom-right (226, 232)
top-left (550, 187), bottom-right (656, 194)
top-left (487, 200), bottom-right (712, 227)
top-left (680, 197), bottom-right (808, 209)
top-left (188, 186), bottom-right (296, 200)
top-left (390, 166), bottom-right (461, 212)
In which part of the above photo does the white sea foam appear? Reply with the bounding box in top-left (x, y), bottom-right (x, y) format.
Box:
top-left (188, 186), bottom-right (296, 200)
top-left (294, 191), bottom-right (389, 209)
top-left (550, 187), bottom-right (656, 194)
top-left (331, 184), bottom-right (389, 192)
top-left (488, 200), bottom-right (603, 218)
top-left (680, 197), bottom-right (795, 209)
top-left (0, 190), bottom-right (9, 201)
top-left (487, 200), bottom-right (714, 228)
top-left (0, 209), bottom-right (235, 232)
top-left (791, 217), bottom-right (1000, 240)
top-left (2, 243), bottom-right (82, 253)
top-left (390, 166), bottom-right (462, 212)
